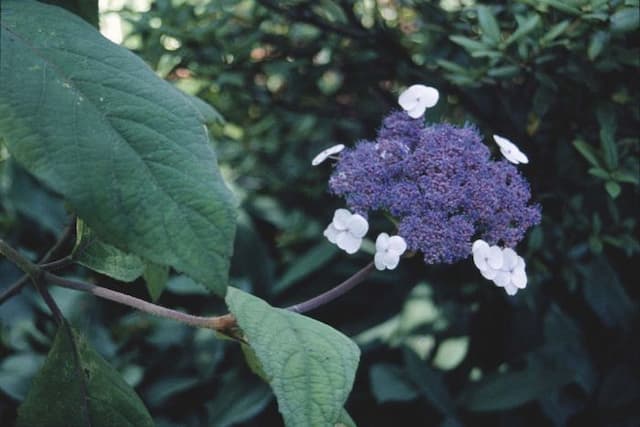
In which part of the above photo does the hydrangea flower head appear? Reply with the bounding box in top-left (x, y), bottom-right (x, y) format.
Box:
top-left (328, 112), bottom-right (541, 265)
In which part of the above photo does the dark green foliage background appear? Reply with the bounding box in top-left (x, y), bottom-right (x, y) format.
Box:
top-left (1, 0), bottom-right (638, 426)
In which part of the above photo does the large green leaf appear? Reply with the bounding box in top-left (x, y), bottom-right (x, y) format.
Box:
top-left (226, 287), bottom-right (360, 427)
top-left (0, 0), bottom-right (236, 296)
top-left (16, 322), bottom-right (153, 427)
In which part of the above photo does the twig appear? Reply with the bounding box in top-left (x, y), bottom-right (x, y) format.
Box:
top-left (286, 261), bottom-right (375, 313)
top-left (0, 217), bottom-right (75, 304)
top-left (0, 239), bottom-right (65, 323)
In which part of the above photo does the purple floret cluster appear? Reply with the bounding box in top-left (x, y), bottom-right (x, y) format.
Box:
top-left (328, 112), bottom-right (541, 264)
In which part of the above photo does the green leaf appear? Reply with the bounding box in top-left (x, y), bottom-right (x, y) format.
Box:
top-left (587, 167), bottom-right (610, 180)
top-left (0, 353), bottom-right (45, 400)
top-left (73, 219), bottom-right (145, 282)
top-left (477, 6), bottom-right (501, 44)
top-left (605, 181), bottom-right (621, 198)
top-left (458, 363), bottom-right (575, 412)
top-left (487, 65), bottom-right (520, 78)
top-left (16, 322), bottom-right (153, 427)
top-left (41, 0), bottom-right (98, 27)
top-left (449, 35), bottom-right (489, 52)
top-left (369, 364), bottom-right (419, 403)
top-left (611, 169), bottom-right (639, 184)
top-left (573, 139), bottom-right (601, 167)
top-left (540, 20), bottom-right (571, 44)
top-left (506, 14), bottom-right (541, 46)
top-left (596, 105), bottom-right (619, 169)
top-left (538, 0), bottom-right (581, 15)
top-left (226, 287), bottom-right (360, 427)
top-left (207, 369), bottom-right (273, 427)
top-left (0, 0), bottom-right (236, 296)
top-left (336, 408), bottom-right (357, 427)
top-left (610, 7), bottom-right (640, 33)
top-left (272, 241), bottom-right (339, 295)
top-left (403, 348), bottom-right (456, 415)
top-left (587, 31), bottom-right (609, 60)
top-left (181, 92), bottom-right (224, 125)
top-left (143, 261), bottom-right (169, 301)
top-left (577, 256), bottom-right (634, 328)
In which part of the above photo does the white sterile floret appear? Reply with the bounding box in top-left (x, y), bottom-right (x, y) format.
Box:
top-left (472, 240), bottom-right (528, 296)
top-left (493, 134), bottom-right (529, 165)
top-left (311, 144), bottom-right (345, 166)
top-left (323, 208), bottom-right (369, 254)
top-left (398, 84), bottom-right (440, 119)
top-left (374, 233), bottom-right (407, 270)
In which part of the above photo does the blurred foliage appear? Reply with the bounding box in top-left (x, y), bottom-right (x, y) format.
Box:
top-left (1, 0), bottom-right (639, 426)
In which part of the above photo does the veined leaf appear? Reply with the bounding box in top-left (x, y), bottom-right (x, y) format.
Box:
top-left (0, 0), bottom-right (236, 296)
top-left (226, 287), bottom-right (360, 427)
top-left (16, 322), bottom-right (153, 427)
top-left (73, 219), bottom-right (145, 282)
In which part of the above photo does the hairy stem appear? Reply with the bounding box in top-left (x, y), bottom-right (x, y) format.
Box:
top-left (286, 261), bottom-right (375, 314)
top-left (44, 273), bottom-right (237, 333)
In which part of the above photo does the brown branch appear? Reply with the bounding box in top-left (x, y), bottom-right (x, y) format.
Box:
top-left (0, 217), bottom-right (76, 304)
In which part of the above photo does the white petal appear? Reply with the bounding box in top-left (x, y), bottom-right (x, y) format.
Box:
top-left (407, 104), bottom-right (427, 119)
top-left (472, 239), bottom-right (490, 253)
top-left (492, 134), bottom-right (511, 149)
top-left (512, 268), bottom-right (527, 289)
top-left (374, 252), bottom-right (387, 270)
top-left (473, 249), bottom-right (490, 271)
top-left (501, 248), bottom-right (518, 271)
top-left (323, 224), bottom-right (340, 244)
top-left (383, 252), bottom-right (400, 270)
top-left (480, 267), bottom-right (497, 280)
top-left (487, 246), bottom-right (504, 270)
top-left (336, 233), bottom-right (362, 254)
top-left (516, 256), bottom-right (526, 270)
top-left (347, 214), bottom-right (369, 238)
top-left (376, 233), bottom-right (390, 251)
top-left (493, 271), bottom-right (511, 288)
top-left (332, 208), bottom-right (352, 230)
top-left (398, 84), bottom-right (439, 114)
top-left (398, 85), bottom-right (420, 110)
top-left (504, 283), bottom-right (519, 296)
top-left (494, 134), bottom-right (529, 164)
top-left (388, 235), bottom-right (407, 254)
top-left (311, 144), bottom-right (345, 166)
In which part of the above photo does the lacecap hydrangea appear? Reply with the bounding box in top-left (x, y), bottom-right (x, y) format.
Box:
top-left (328, 111), bottom-right (541, 265)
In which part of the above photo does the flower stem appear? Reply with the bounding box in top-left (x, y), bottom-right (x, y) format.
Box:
top-left (286, 261), bottom-right (375, 314)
